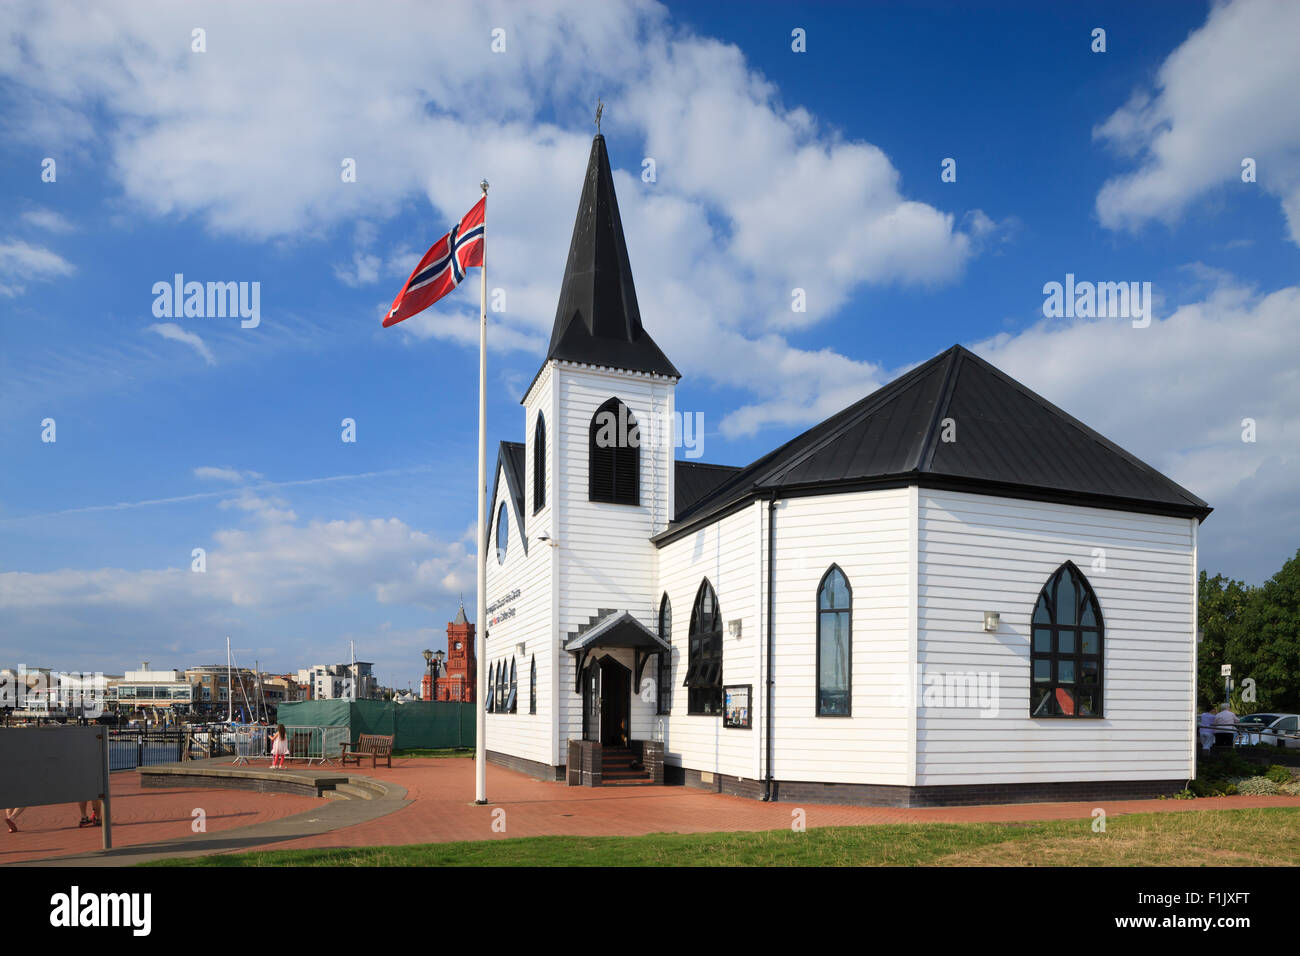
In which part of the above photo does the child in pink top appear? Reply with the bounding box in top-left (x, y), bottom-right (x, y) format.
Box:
top-left (270, 724), bottom-right (289, 768)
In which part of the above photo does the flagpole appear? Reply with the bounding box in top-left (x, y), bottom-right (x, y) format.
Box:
top-left (475, 178), bottom-right (489, 805)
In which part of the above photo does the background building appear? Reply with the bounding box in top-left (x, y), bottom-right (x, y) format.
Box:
top-left (431, 604), bottom-right (476, 702)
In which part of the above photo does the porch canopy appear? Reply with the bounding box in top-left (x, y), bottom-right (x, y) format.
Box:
top-left (563, 610), bottom-right (669, 693)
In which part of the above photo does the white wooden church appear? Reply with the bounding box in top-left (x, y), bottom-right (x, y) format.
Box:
top-left (479, 133), bottom-right (1212, 806)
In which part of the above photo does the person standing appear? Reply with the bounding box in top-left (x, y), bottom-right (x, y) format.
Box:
top-left (77, 800), bottom-right (101, 828)
top-left (1213, 703), bottom-right (1238, 748)
top-left (1199, 707), bottom-right (1216, 753)
top-left (270, 724), bottom-right (288, 769)
top-left (4, 808), bottom-right (23, 833)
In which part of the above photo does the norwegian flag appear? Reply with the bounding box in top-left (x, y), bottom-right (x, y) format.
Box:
top-left (384, 197), bottom-right (485, 327)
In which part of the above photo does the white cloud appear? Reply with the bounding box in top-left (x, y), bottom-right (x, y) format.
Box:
top-left (970, 273), bottom-right (1300, 578)
top-left (1094, 0), bottom-right (1300, 243)
top-left (0, 508), bottom-right (475, 669)
top-left (194, 466), bottom-right (264, 483)
top-left (0, 238), bottom-right (74, 296)
top-left (0, 0), bottom-right (984, 425)
top-left (146, 322), bottom-right (216, 365)
top-left (20, 208), bottom-right (76, 233)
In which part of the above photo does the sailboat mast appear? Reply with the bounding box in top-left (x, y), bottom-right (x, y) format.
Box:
top-left (226, 636), bottom-right (233, 723)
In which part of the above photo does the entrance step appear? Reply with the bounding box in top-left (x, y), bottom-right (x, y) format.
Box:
top-left (600, 747), bottom-right (652, 784)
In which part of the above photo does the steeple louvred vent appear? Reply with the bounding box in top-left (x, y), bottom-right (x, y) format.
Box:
top-left (546, 135), bottom-right (679, 379)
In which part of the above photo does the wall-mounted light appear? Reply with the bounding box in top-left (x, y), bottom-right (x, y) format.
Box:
top-left (728, 619), bottom-right (743, 640)
top-left (537, 535), bottom-right (559, 548)
top-left (982, 611), bottom-right (1000, 632)
top-left (516, 641), bottom-right (526, 657)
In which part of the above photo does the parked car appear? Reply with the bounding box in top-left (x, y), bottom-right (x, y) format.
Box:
top-left (1237, 713), bottom-right (1300, 748)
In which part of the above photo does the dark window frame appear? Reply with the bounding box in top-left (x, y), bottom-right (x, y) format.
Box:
top-left (1029, 561), bottom-right (1104, 719)
top-left (816, 564), bottom-right (853, 717)
top-left (508, 657), bottom-right (517, 714)
top-left (657, 593), bottom-right (672, 715)
top-left (529, 655), bottom-right (537, 714)
top-left (588, 397), bottom-right (640, 506)
top-left (684, 579), bottom-right (723, 715)
top-left (533, 413), bottom-right (546, 514)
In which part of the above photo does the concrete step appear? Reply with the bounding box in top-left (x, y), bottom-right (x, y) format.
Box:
top-left (333, 783), bottom-right (377, 801)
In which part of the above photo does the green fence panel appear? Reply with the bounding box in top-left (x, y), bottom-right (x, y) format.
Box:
top-left (395, 701), bottom-right (474, 749)
top-left (276, 699), bottom-right (474, 749)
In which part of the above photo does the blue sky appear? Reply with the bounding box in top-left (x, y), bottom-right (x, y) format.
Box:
top-left (1, 0), bottom-right (1297, 687)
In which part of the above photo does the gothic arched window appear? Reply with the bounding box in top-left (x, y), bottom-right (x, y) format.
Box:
top-left (1031, 562), bottom-right (1104, 718)
top-left (533, 413), bottom-right (546, 514)
top-left (529, 655), bottom-right (537, 715)
top-left (657, 593), bottom-right (672, 715)
top-left (817, 565), bottom-right (852, 716)
top-left (684, 579), bottom-right (722, 715)
top-left (589, 397), bottom-right (639, 505)
top-left (508, 657), bottom-right (517, 714)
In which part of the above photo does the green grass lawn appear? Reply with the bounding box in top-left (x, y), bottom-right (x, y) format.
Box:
top-left (144, 806), bottom-right (1300, 867)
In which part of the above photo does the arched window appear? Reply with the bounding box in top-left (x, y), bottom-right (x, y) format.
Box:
top-left (486, 662), bottom-right (495, 713)
top-left (817, 565), bottom-right (852, 716)
top-left (1031, 562), bottom-right (1103, 718)
top-left (684, 579), bottom-right (723, 715)
top-left (507, 657), bottom-right (517, 714)
top-left (529, 655), bottom-right (537, 714)
top-left (588, 397), bottom-right (639, 505)
top-left (498, 661), bottom-right (507, 712)
top-left (496, 502), bottom-right (509, 564)
top-left (533, 413), bottom-right (546, 514)
top-left (657, 593), bottom-right (672, 715)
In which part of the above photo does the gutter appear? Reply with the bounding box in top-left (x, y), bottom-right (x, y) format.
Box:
top-left (762, 493), bottom-right (777, 801)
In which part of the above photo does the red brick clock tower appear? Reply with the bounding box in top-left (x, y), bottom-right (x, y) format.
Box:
top-left (436, 602), bottom-right (476, 702)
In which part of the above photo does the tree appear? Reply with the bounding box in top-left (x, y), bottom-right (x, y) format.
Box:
top-left (1198, 550), bottom-right (1300, 713)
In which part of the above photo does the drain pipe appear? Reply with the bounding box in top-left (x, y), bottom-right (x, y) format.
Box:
top-left (762, 493), bottom-right (777, 801)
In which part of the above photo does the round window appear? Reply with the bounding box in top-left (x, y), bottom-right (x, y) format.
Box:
top-left (496, 502), bottom-right (509, 564)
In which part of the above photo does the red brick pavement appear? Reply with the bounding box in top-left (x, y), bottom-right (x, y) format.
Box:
top-left (1, 773), bottom-right (324, 865)
top-left (250, 757), bottom-right (1300, 853)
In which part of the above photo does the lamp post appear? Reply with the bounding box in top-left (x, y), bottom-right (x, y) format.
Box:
top-left (422, 649), bottom-right (434, 701)
top-left (433, 650), bottom-right (445, 701)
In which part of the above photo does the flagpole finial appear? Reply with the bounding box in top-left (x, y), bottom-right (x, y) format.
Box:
top-left (480, 179), bottom-right (489, 195)
top-left (595, 98), bottom-right (603, 134)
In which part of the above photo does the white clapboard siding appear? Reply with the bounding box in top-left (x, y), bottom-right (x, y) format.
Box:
top-left (915, 489), bottom-right (1196, 786)
top-left (552, 365), bottom-right (676, 750)
top-left (657, 502), bottom-right (760, 779)
top-left (483, 449), bottom-right (555, 767)
top-left (656, 489), bottom-right (915, 785)
top-left (765, 489), bottom-right (913, 785)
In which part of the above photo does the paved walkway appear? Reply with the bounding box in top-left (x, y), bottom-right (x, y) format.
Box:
top-left (1, 773), bottom-right (325, 865)
top-left (250, 758), bottom-right (1300, 852)
top-left (7, 758), bottom-right (1299, 864)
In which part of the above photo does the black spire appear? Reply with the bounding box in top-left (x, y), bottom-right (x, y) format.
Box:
top-left (545, 134), bottom-right (679, 378)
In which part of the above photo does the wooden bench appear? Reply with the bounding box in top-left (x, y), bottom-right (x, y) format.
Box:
top-left (339, 734), bottom-right (394, 769)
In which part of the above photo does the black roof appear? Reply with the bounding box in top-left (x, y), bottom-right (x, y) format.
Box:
top-left (491, 440), bottom-right (527, 555)
top-left (657, 344), bottom-right (1211, 543)
top-left (543, 134), bottom-right (679, 380)
top-left (674, 461), bottom-right (743, 519)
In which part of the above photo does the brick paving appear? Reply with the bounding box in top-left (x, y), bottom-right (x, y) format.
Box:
top-left (1, 773), bottom-right (324, 865)
top-left (248, 757), bottom-right (1300, 853)
top-left (7, 757), bottom-right (1299, 864)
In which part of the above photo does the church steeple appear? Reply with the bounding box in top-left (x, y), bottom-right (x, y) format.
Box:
top-left (545, 134), bottom-right (679, 379)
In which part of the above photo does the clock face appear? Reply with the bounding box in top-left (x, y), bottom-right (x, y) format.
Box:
top-left (455, 642), bottom-right (462, 650)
